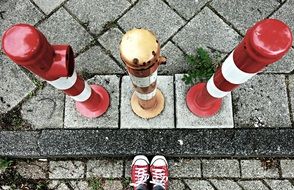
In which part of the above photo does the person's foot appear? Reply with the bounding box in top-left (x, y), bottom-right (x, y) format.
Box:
top-left (150, 156), bottom-right (169, 190)
top-left (130, 155), bottom-right (150, 190)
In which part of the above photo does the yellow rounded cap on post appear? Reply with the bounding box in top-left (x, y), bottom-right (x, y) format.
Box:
top-left (119, 28), bottom-right (166, 119)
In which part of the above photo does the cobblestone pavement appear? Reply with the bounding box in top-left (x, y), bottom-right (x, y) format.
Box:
top-left (1, 158), bottom-right (294, 189)
top-left (1, 0), bottom-right (294, 189)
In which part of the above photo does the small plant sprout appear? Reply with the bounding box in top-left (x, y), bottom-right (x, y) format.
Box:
top-left (182, 47), bottom-right (217, 85)
top-left (0, 158), bottom-right (13, 171)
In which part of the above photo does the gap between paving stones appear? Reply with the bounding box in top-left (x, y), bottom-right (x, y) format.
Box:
top-left (1, 128), bottom-right (294, 158)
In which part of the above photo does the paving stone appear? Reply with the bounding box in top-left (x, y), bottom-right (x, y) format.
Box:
top-left (64, 75), bottom-right (119, 128)
top-left (33, 0), bottom-right (65, 14)
top-left (211, 0), bottom-right (279, 35)
top-left (241, 160), bottom-right (279, 178)
top-left (49, 180), bottom-right (90, 190)
top-left (120, 76), bottom-right (174, 129)
top-left (165, 0), bottom-right (209, 20)
top-left (49, 161), bottom-right (85, 179)
top-left (210, 179), bottom-right (242, 190)
top-left (124, 159), bottom-right (132, 178)
top-left (202, 159), bottom-right (240, 178)
top-left (233, 74), bottom-right (291, 128)
top-left (288, 75), bottom-right (294, 121)
top-left (65, 0), bottom-right (130, 34)
top-left (103, 180), bottom-right (123, 190)
top-left (16, 161), bottom-right (47, 179)
top-left (175, 74), bottom-right (234, 128)
top-left (272, 0), bottom-right (294, 45)
top-left (265, 180), bottom-right (294, 190)
top-left (263, 48), bottom-right (294, 73)
top-left (169, 159), bottom-right (201, 178)
top-left (37, 7), bottom-right (93, 53)
top-left (169, 180), bottom-right (186, 190)
top-left (118, 0), bottom-right (185, 44)
top-left (0, 55), bottom-right (36, 114)
top-left (237, 180), bottom-right (269, 190)
top-left (0, 131), bottom-right (40, 157)
top-left (173, 7), bottom-right (240, 56)
top-left (98, 27), bottom-right (125, 64)
top-left (159, 41), bottom-right (190, 74)
top-left (281, 160), bottom-right (294, 178)
top-left (185, 180), bottom-right (214, 190)
top-left (0, 0), bottom-right (44, 35)
top-left (86, 159), bottom-right (123, 178)
top-left (75, 45), bottom-right (124, 75)
top-left (21, 85), bottom-right (64, 129)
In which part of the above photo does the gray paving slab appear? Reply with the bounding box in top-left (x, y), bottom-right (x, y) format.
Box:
top-left (184, 180), bottom-right (214, 190)
top-left (118, 0), bottom-right (185, 44)
top-left (209, 179), bottom-right (243, 190)
top-left (281, 160), bottom-right (294, 178)
top-left (75, 45), bottom-right (124, 75)
top-left (211, 0), bottom-right (279, 35)
top-left (264, 180), bottom-right (294, 190)
top-left (237, 180), bottom-right (269, 190)
top-left (16, 161), bottom-right (47, 179)
top-left (0, 56), bottom-right (36, 114)
top-left (263, 48), bottom-right (294, 73)
top-left (202, 159), bottom-right (240, 178)
top-left (86, 159), bottom-right (123, 178)
top-left (33, 0), bottom-right (65, 14)
top-left (49, 180), bottom-right (90, 190)
top-left (120, 76), bottom-right (174, 129)
top-left (165, 0), bottom-right (209, 20)
top-left (233, 74), bottom-right (291, 128)
top-left (159, 41), bottom-right (190, 74)
top-left (288, 75), bottom-right (294, 121)
top-left (272, 0), bottom-right (294, 45)
top-left (37, 7), bottom-right (93, 53)
top-left (103, 180), bottom-right (123, 190)
top-left (173, 7), bottom-right (240, 56)
top-left (49, 161), bottom-right (85, 179)
top-left (65, 0), bottom-right (130, 34)
top-left (0, 0), bottom-right (44, 35)
top-left (240, 160), bottom-right (279, 178)
top-left (169, 159), bottom-right (201, 178)
top-left (175, 74), bottom-right (234, 128)
top-left (98, 27), bottom-right (125, 64)
top-left (21, 85), bottom-right (64, 129)
top-left (64, 75), bottom-right (119, 128)
top-left (169, 180), bottom-right (186, 190)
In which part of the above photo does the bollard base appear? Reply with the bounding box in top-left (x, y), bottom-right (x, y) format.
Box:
top-left (131, 89), bottom-right (165, 119)
top-left (186, 83), bottom-right (222, 117)
top-left (76, 85), bottom-right (110, 118)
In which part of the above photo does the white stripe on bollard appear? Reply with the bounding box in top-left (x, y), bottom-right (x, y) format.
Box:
top-left (70, 82), bottom-right (92, 102)
top-left (129, 70), bottom-right (157, 88)
top-left (47, 71), bottom-right (77, 90)
top-left (135, 88), bottom-right (157, 100)
top-left (221, 52), bottom-right (256, 84)
top-left (206, 76), bottom-right (230, 98)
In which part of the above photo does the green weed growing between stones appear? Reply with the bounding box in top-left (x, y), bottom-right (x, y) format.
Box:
top-left (182, 47), bottom-right (215, 85)
top-left (88, 177), bottom-right (103, 190)
top-left (0, 158), bottom-right (12, 171)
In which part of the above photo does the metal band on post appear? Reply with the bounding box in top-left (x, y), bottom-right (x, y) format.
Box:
top-left (2, 24), bottom-right (110, 118)
top-left (186, 19), bottom-right (293, 117)
top-left (120, 28), bottom-right (166, 119)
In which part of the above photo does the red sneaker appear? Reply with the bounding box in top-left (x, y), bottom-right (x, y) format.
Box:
top-left (150, 156), bottom-right (169, 190)
top-left (130, 155), bottom-right (150, 190)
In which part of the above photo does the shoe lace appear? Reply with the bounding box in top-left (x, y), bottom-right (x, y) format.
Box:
top-left (130, 167), bottom-right (149, 187)
top-left (150, 168), bottom-right (168, 189)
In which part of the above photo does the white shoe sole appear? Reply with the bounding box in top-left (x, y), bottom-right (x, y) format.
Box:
top-left (132, 155), bottom-right (149, 166)
top-left (151, 155), bottom-right (168, 166)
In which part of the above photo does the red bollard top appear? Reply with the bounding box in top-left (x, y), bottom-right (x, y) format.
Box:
top-left (245, 19), bottom-right (292, 64)
top-left (2, 24), bottom-right (74, 81)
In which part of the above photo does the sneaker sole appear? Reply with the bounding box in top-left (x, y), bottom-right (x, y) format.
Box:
top-left (132, 155), bottom-right (149, 166)
top-left (151, 155), bottom-right (168, 166)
